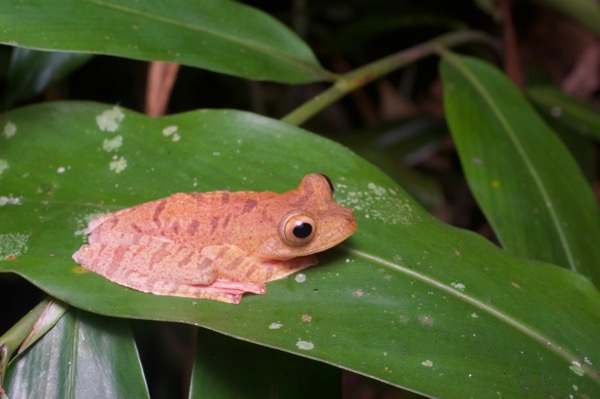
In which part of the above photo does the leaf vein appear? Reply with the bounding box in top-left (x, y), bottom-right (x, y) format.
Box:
top-left (349, 248), bottom-right (599, 383)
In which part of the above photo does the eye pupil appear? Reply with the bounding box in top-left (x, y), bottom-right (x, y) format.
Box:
top-left (293, 222), bottom-right (313, 239)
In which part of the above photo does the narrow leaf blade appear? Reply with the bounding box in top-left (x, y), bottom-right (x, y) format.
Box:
top-left (0, 0), bottom-right (325, 83)
top-left (4, 49), bottom-right (92, 107)
top-left (5, 310), bottom-right (148, 398)
top-left (441, 53), bottom-right (600, 285)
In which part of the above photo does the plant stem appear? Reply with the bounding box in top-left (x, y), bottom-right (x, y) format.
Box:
top-left (282, 30), bottom-right (496, 126)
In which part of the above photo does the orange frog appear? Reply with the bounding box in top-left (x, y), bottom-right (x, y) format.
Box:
top-left (73, 174), bottom-right (357, 303)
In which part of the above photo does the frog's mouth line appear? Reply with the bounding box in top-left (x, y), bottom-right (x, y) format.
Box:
top-left (255, 219), bottom-right (357, 261)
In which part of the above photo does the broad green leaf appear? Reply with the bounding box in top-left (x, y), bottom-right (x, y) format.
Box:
top-left (4, 48), bottom-right (92, 108)
top-left (1, 102), bottom-right (600, 398)
top-left (0, 0), bottom-right (326, 83)
top-left (441, 54), bottom-right (600, 286)
top-left (527, 85), bottom-right (600, 142)
top-left (4, 309), bottom-right (148, 398)
top-left (189, 329), bottom-right (340, 399)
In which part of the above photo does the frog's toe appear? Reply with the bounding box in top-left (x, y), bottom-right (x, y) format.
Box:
top-left (174, 282), bottom-right (265, 304)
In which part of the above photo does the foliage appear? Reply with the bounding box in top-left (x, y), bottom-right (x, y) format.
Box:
top-left (1, 0), bottom-right (600, 398)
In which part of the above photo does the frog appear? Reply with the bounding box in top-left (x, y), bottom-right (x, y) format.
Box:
top-left (72, 174), bottom-right (357, 304)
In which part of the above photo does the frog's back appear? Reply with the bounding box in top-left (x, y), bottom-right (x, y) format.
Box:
top-left (86, 190), bottom-right (278, 246)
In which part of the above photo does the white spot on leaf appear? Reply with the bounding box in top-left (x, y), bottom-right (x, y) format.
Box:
top-left (367, 182), bottom-right (387, 196)
top-left (269, 322), bottom-right (282, 330)
top-left (0, 196), bottom-right (21, 206)
top-left (296, 340), bottom-right (314, 350)
top-left (451, 282), bottom-right (466, 291)
top-left (102, 135), bottom-right (123, 152)
top-left (57, 166), bottom-right (66, 174)
top-left (421, 360), bottom-right (433, 367)
top-left (0, 233), bottom-right (30, 260)
top-left (162, 125), bottom-right (180, 142)
top-left (418, 315), bottom-right (435, 327)
top-left (109, 156), bottom-right (127, 173)
top-left (295, 273), bottom-right (306, 283)
top-left (0, 159), bottom-right (9, 175)
top-left (337, 181), bottom-right (417, 225)
top-left (569, 361), bottom-right (585, 376)
top-left (96, 106), bottom-right (125, 132)
top-left (3, 121), bottom-right (17, 139)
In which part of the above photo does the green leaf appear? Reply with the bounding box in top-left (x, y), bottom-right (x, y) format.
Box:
top-left (4, 309), bottom-right (148, 398)
top-left (0, 0), bottom-right (326, 83)
top-left (4, 48), bottom-right (92, 108)
top-left (0, 297), bottom-right (67, 389)
top-left (1, 102), bottom-right (600, 398)
top-left (15, 298), bottom-right (69, 354)
top-left (441, 53), bottom-right (600, 285)
top-left (526, 87), bottom-right (598, 181)
top-left (527, 84), bottom-right (600, 142)
top-left (190, 329), bottom-right (340, 398)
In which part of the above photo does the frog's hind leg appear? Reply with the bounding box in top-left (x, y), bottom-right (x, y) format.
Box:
top-left (73, 240), bottom-right (267, 303)
top-left (170, 282), bottom-right (265, 304)
top-left (201, 244), bottom-right (318, 283)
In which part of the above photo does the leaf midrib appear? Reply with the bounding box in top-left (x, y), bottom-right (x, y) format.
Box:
top-left (445, 54), bottom-right (577, 272)
top-left (88, 0), bottom-right (320, 75)
top-left (349, 247), bottom-right (599, 383)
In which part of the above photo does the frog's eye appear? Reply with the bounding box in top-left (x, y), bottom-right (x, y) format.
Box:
top-left (279, 211), bottom-right (316, 246)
